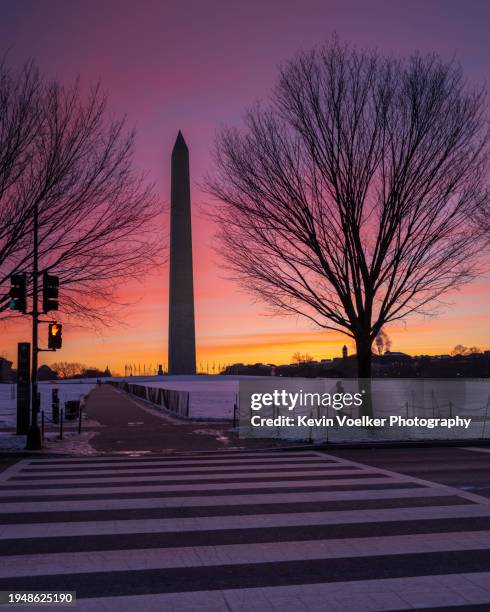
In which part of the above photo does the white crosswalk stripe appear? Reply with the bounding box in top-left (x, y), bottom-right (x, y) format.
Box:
top-left (1, 450), bottom-right (490, 611)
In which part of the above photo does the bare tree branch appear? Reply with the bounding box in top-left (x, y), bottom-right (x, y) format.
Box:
top-left (0, 61), bottom-right (163, 328)
top-left (206, 40), bottom-right (489, 377)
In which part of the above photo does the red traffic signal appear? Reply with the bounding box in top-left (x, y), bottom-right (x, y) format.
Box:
top-left (48, 323), bottom-right (62, 350)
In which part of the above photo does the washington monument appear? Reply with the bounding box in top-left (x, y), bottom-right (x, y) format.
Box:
top-left (168, 131), bottom-right (196, 374)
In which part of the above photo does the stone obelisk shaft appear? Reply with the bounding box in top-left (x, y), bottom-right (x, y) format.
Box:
top-left (168, 131), bottom-right (196, 375)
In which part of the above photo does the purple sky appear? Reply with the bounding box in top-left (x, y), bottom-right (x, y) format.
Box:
top-left (1, 0), bottom-right (489, 370)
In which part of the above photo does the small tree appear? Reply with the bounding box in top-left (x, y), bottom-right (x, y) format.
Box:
top-left (452, 345), bottom-right (482, 356)
top-left (292, 351), bottom-right (314, 364)
top-left (207, 41), bottom-right (489, 378)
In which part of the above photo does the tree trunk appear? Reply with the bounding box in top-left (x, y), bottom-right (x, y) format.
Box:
top-left (355, 334), bottom-right (372, 378)
top-left (355, 333), bottom-right (373, 417)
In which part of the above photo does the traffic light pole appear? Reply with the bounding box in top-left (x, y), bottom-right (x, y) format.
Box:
top-left (26, 198), bottom-right (42, 450)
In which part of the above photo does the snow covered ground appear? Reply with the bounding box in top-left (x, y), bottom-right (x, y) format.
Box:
top-left (102, 376), bottom-right (240, 420)
top-left (138, 378), bottom-right (239, 420)
top-left (238, 378), bottom-right (490, 442)
top-left (2, 376), bottom-right (489, 442)
top-left (0, 384), bottom-right (16, 429)
top-left (0, 381), bottom-right (95, 430)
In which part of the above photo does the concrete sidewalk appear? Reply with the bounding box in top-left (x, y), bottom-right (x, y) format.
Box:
top-left (84, 384), bottom-right (298, 454)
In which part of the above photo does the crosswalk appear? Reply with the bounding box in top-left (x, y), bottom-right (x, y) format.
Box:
top-left (1, 450), bottom-right (490, 611)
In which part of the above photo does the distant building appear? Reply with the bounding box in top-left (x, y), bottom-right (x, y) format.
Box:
top-left (38, 365), bottom-right (57, 381)
top-left (0, 357), bottom-right (13, 383)
top-left (383, 351), bottom-right (412, 361)
top-left (222, 363), bottom-right (272, 376)
top-left (82, 369), bottom-right (100, 378)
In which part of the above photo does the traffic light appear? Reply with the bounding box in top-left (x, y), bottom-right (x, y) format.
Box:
top-left (42, 272), bottom-right (59, 313)
top-left (48, 323), bottom-right (62, 350)
top-left (9, 273), bottom-right (27, 313)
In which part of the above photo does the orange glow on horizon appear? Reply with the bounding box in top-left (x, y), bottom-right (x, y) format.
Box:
top-left (2, 275), bottom-right (489, 374)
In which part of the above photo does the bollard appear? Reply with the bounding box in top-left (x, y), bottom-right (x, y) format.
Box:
top-left (41, 410), bottom-right (44, 440)
top-left (52, 389), bottom-right (59, 424)
top-left (59, 408), bottom-right (64, 440)
top-left (78, 402), bottom-right (82, 434)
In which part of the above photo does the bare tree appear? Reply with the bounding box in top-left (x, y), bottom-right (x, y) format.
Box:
top-left (0, 61), bottom-right (161, 326)
top-left (292, 351), bottom-right (314, 364)
top-left (451, 345), bottom-right (481, 356)
top-left (451, 344), bottom-right (468, 356)
top-left (0, 61), bottom-right (41, 267)
top-left (50, 362), bottom-right (85, 379)
top-left (207, 41), bottom-right (489, 378)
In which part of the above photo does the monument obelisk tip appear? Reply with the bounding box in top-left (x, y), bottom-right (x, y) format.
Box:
top-left (173, 130), bottom-right (188, 151)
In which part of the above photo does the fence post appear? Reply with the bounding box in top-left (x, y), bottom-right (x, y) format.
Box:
top-left (482, 395), bottom-right (489, 439)
top-left (52, 389), bottom-right (59, 424)
top-left (276, 401), bottom-right (280, 438)
top-left (78, 402), bottom-right (82, 434)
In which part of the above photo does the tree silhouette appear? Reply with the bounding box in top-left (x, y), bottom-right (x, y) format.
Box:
top-left (207, 41), bottom-right (489, 378)
top-left (451, 345), bottom-right (481, 356)
top-left (0, 61), bottom-right (161, 326)
top-left (51, 362), bottom-right (85, 379)
top-left (292, 351), bottom-right (314, 364)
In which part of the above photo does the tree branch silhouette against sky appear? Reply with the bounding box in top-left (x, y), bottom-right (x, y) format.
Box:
top-left (207, 41), bottom-right (489, 376)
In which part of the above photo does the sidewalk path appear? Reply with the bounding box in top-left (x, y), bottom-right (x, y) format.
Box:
top-left (84, 384), bottom-right (293, 454)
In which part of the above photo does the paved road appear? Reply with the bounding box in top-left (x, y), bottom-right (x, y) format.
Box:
top-left (1, 450), bottom-right (490, 610)
top-left (326, 446), bottom-right (490, 499)
top-left (84, 384), bottom-right (295, 454)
